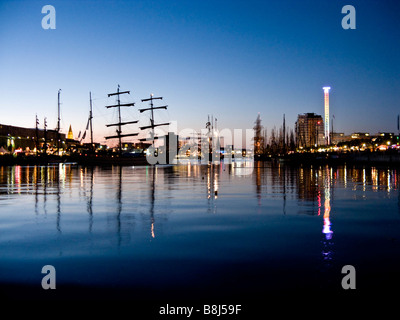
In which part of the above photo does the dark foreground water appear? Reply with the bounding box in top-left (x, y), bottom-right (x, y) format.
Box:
top-left (0, 161), bottom-right (400, 312)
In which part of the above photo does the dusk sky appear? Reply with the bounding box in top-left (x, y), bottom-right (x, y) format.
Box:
top-left (0, 0), bottom-right (399, 145)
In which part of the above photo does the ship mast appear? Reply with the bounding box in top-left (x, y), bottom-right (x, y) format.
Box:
top-left (139, 93), bottom-right (169, 147)
top-left (105, 85), bottom-right (138, 155)
top-left (206, 115), bottom-right (215, 162)
top-left (35, 114), bottom-right (39, 156)
top-left (44, 117), bottom-right (47, 155)
top-left (57, 89), bottom-right (61, 154)
top-left (89, 91), bottom-right (94, 148)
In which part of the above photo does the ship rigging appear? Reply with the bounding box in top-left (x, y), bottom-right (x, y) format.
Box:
top-left (104, 85), bottom-right (138, 154)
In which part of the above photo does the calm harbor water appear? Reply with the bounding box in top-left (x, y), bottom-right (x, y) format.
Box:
top-left (1, 161), bottom-right (400, 304)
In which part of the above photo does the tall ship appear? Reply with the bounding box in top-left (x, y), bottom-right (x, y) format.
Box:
top-left (74, 85), bottom-right (172, 166)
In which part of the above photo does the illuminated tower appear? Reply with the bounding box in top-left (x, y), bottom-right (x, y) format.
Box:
top-left (322, 87), bottom-right (331, 145)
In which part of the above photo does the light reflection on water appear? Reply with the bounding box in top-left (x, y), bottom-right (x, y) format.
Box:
top-left (0, 161), bottom-right (400, 298)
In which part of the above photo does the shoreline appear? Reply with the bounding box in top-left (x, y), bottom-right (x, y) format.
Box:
top-left (262, 151), bottom-right (400, 167)
top-left (2, 151), bottom-right (400, 167)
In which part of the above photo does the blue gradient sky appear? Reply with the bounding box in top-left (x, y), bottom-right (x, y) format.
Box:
top-left (0, 0), bottom-right (399, 145)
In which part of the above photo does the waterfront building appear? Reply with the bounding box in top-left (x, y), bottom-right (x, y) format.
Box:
top-left (0, 123), bottom-right (66, 153)
top-left (295, 113), bottom-right (324, 149)
top-left (351, 132), bottom-right (370, 139)
top-left (331, 132), bottom-right (348, 144)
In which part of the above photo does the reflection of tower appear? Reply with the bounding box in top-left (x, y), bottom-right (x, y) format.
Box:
top-left (322, 166), bottom-right (333, 239)
top-left (322, 200), bottom-right (332, 239)
top-left (322, 87), bottom-right (331, 145)
top-left (321, 166), bottom-right (333, 267)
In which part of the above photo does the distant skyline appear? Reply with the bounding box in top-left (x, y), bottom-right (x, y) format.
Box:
top-left (0, 0), bottom-right (399, 145)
